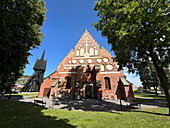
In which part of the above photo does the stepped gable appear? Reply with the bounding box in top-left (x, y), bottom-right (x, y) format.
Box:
top-left (57, 30), bottom-right (116, 72)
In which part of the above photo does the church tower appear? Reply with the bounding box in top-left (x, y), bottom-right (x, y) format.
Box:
top-left (21, 50), bottom-right (47, 92)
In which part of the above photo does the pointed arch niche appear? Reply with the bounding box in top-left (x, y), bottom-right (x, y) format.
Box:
top-left (95, 49), bottom-right (98, 55)
top-left (90, 48), bottom-right (94, 55)
top-left (80, 48), bottom-right (84, 56)
top-left (101, 64), bottom-right (105, 71)
top-left (76, 50), bottom-right (79, 56)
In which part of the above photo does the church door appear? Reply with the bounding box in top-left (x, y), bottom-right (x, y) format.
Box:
top-left (85, 85), bottom-right (92, 98)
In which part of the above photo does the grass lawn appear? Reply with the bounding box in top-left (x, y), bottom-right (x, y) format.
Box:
top-left (0, 100), bottom-right (170, 128)
top-left (4, 93), bottom-right (38, 97)
top-left (135, 94), bottom-right (166, 101)
top-left (133, 98), bottom-right (156, 103)
top-left (26, 96), bottom-right (38, 99)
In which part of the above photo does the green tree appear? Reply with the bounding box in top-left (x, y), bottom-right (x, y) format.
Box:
top-left (94, 0), bottom-right (170, 114)
top-left (123, 75), bottom-right (127, 79)
top-left (0, 0), bottom-right (47, 93)
top-left (139, 64), bottom-right (160, 95)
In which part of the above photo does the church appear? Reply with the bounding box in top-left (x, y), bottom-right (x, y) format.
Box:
top-left (39, 30), bottom-right (134, 100)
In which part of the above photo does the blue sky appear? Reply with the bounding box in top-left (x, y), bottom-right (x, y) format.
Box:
top-left (24, 0), bottom-right (142, 87)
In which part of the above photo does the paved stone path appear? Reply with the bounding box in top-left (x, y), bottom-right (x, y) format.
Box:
top-left (0, 95), bottom-right (167, 112)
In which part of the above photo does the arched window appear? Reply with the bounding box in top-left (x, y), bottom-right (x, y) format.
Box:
top-left (101, 64), bottom-right (105, 71)
top-left (95, 49), bottom-right (98, 55)
top-left (66, 77), bottom-right (71, 89)
top-left (90, 48), bottom-right (94, 55)
top-left (80, 48), bottom-right (84, 56)
top-left (76, 50), bottom-right (79, 56)
top-left (104, 77), bottom-right (111, 90)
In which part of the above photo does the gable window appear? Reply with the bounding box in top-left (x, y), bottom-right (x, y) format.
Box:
top-left (104, 77), bottom-right (111, 90)
top-left (66, 77), bottom-right (71, 89)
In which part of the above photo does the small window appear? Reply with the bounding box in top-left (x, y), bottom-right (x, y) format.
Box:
top-left (66, 77), bottom-right (71, 89)
top-left (104, 77), bottom-right (111, 90)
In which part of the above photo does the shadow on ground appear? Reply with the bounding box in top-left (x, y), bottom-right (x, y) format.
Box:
top-left (53, 97), bottom-right (167, 112)
top-left (131, 110), bottom-right (169, 116)
top-left (0, 100), bottom-right (76, 128)
top-left (134, 97), bottom-right (167, 108)
top-left (54, 98), bottom-right (128, 112)
top-left (1, 94), bottom-right (167, 114)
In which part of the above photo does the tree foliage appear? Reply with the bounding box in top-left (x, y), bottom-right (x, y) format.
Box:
top-left (139, 62), bottom-right (160, 95)
top-left (94, 0), bottom-right (170, 114)
top-left (0, 0), bottom-right (47, 90)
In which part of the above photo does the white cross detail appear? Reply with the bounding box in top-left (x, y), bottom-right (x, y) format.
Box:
top-left (85, 37), bottom-right (88, 53)
top-left (81, 36), bottom-right (92, 54)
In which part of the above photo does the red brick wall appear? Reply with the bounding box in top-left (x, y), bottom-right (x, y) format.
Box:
top-left (39, 71), bottom-right (57, 97)
top-left (39, 30), bottom-right (134, 99)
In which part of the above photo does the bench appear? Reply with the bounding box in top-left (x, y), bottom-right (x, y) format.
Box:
top-left (127, 102), bottom-right (141, 109)
top-left (34, 99), bottom-right (46, 106)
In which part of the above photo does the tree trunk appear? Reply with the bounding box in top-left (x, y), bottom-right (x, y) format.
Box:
top-left (8, 91), bottom-right (12, 100)
top-left (154, 86), bottom-right (158, 95)
top-left (151, 49), bottom-right (170, 115)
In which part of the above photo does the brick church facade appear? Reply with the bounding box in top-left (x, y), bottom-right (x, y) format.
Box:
top-left (39, 30), bottom-right (134, 100)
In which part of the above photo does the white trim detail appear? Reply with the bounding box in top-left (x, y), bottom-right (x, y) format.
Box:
top-left (72, 60), bottom-right (77, 64)
top-left (97, 58), bottom-right (102, 63)
top-left (59, 72), bottom-right (77, 74)
top-left (64, 64), bottom-right (85, 66)
top-left (87, 59), bottom-right (92, 64)
top-left (64, 64), bottom-right (95, 67)
top-left (100, 72), bottom-right (120, 74)
top-left (103, 58), bottom-right (109, 63)
top-left (106, 64), bottom-right (114, 71)
top-left (72, 56), bottom-right (102, 59)
top-left (79, 59), bottom-right (84, 64)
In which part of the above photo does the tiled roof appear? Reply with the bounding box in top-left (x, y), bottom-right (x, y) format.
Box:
top-left (120, 77), bottom-right (129, 86)
top-left (51, 78), bottom-right (60, 87)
